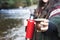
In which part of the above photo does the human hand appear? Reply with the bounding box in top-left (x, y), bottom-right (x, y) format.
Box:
top-left (35, 18), bottom-right (49, 32)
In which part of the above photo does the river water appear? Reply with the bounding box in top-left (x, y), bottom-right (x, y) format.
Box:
top-left (0, 6), bottom-right (37, 40)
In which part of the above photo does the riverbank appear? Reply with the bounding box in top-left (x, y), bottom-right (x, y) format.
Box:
top-left (0, 5), bottom-right (37, 40)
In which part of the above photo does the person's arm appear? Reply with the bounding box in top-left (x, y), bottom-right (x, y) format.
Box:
top-left (49, 16), bottom-right (60, 37)
top-left (45, 21), bottom-right (58, 35)
top-left (48, 22), bottom-right (57, 32)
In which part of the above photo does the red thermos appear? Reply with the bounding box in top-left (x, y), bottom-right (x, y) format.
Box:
top-left (26, 14), bottom-right (35, 40)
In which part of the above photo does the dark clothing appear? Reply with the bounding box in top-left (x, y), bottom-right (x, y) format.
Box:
top-left (43, 22), bottom-right (60, 40)
top-left (33, 22), bottom-right (60, 40)
top-left (33, 3), bottom-right (60, 40)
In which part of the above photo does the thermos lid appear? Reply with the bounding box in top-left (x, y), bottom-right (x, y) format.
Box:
top-left (30, 14), bottom-right (34, 20)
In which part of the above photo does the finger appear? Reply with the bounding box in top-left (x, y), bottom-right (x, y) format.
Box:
top-left (40, 22), bottom-right (48, 26)
top-left (34, 18), bottom-right (46, 22)
top-left (24, 19), bottom-right (28, 26)
top-left (44, 19), bottom-right (49, 23)
top-left (34, 18), bottom-right (49, 23)
top-left (41, 26), bottom-right (48, 31)
top-left (39, 19), bottom-right (49, 23)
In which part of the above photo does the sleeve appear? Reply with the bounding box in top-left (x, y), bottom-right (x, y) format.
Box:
top-left (46, 21), bottom-right (58, 35)
top-left (48, 15), bottom-right (60, 37)
top-left (48, 22), bottom-right (57, 32)
top-left (47, 22), bottom-right (58, 34)
top-left (48, 8), bottom-right (60, 37)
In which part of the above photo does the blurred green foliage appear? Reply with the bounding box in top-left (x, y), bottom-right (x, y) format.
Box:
top-left (0, 0), bottom-right (26, 9)
top-left (0, 0), bottom-right (38, 9)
